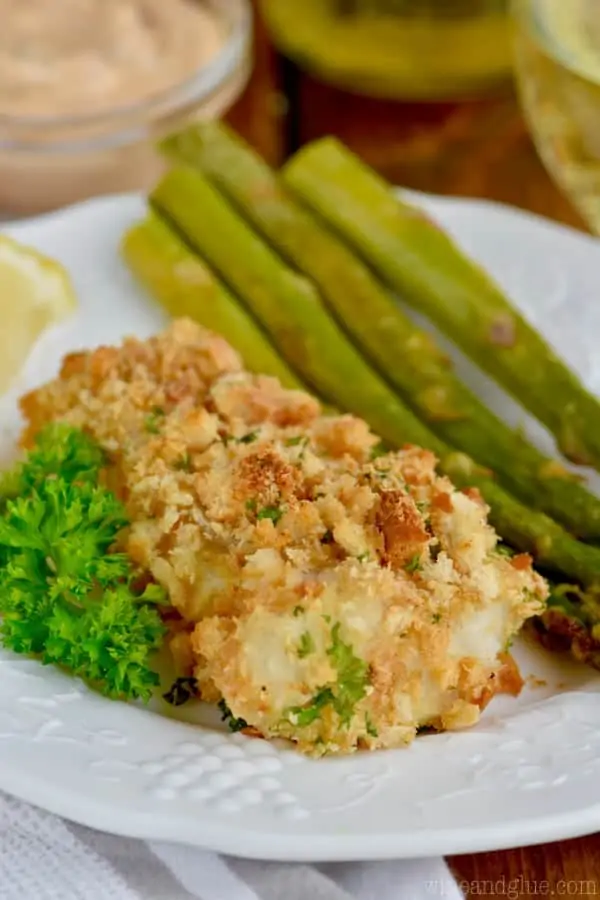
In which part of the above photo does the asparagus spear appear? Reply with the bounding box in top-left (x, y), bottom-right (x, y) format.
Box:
top-left (150, 165), bottom-right (600, 587)
top-left (152, 167), bottom-right (439, 452)
top-left (442, 448), bottom-right (600, 588)
top-left (530, 584), bottom-right (600, 669)
top-left (121, 211), bottom-right (304, 391)
top-left (162, 123), bottom-right (600, 541)
top-left (282, 137), bottom-right (600, 470)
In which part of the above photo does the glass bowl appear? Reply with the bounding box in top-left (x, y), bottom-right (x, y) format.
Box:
top-left (0, 0), bottom-right (252, 216)
top-left (260, 0), bottom-right (512, 100)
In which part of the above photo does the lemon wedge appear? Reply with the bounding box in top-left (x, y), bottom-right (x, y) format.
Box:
top-left (0, 235), bottom-right (77, 395)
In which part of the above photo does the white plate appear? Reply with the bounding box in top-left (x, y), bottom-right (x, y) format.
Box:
top-left (0, 192), bottom-right (600, 862)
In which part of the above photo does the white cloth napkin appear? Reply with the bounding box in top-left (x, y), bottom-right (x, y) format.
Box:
top-left (0, 792), bottom-right (464, 900)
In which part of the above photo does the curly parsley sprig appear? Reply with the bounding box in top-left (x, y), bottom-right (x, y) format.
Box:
top-left (0, 424), bottom-right (167, 701)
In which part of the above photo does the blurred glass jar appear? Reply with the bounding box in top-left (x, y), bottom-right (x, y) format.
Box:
top-left (0, 0), bottom-right (252, 216)
top-left (261, 0), bottom-right (511, 100)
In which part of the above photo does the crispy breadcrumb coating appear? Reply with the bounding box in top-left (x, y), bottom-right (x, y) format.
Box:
top-left (20, 318), bottom-right (547, 756)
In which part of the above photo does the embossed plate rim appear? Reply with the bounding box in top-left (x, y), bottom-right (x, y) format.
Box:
top-left (0, 192), bottom-right (599, 861)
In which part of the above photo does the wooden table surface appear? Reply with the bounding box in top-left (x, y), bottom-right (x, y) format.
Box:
top-left (225, 7), bottom-right (598, 897)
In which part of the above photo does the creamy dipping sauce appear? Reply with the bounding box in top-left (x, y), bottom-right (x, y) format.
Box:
top-left (0, 0), bottom-right (224, 118)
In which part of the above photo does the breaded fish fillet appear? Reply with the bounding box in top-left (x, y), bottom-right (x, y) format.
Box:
top-left (20, 318), bottom-right (547, 755)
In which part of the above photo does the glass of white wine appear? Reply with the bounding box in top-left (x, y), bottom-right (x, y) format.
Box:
top-left (514, 0), bottom-right (600, 232)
